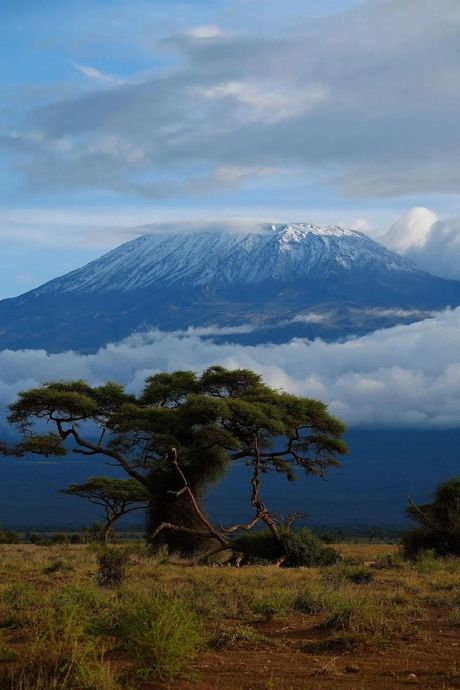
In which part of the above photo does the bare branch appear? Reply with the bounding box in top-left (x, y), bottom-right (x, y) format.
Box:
top-left (407, 495), bottom-right (437, 529)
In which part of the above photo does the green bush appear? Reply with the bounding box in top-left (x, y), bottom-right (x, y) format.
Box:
top-left (0, 529), bottom-right (20, 544)
top-left (43, 558), bottom-right (74, 575)
top-left (69, 533), bottom-right (83, 544)
top-left (3, 598), bottom-right (118, 689)
top-left (292, 590), bottom-right (322, 614)
top-left (117, 590), bottom-right (203, 681)
top-left (96, 549), bottom-right (129, 587)
top-left (233, 527), bottom-right (340, 567)
top-left (403, 477), bottom-right (460, 558)
top-left (343, 565), bottom-right (374, 584)
top-left (51, 533), bottom-right (68, 545)
top-left (253, 599), bottom-right (279, 621)
top-left (28, 532), bottom-right (50, 546)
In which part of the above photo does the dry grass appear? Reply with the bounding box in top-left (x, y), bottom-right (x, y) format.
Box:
top-left (0, 543), bottom-right (457, 688)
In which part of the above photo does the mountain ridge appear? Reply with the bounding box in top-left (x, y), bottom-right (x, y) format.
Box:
top-left (2, 222), bottom-right (460, 353)
top-left (32, 223), bottom-right (416, 295)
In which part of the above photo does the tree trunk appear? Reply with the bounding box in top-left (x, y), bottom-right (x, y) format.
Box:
top-left (146, 474), bottom-right (213, 556)
top-left (100, 516), bottom-right (118, 545)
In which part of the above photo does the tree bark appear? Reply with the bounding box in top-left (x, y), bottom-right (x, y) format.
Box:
top-left (100, 515), bottom-right (119, 545)
top-left (146, 472), bottom-right (215, 556)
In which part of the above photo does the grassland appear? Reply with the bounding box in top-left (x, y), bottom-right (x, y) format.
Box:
top-left (0, 543), bottom-right (458, 689)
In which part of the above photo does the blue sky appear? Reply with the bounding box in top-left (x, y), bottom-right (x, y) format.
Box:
top-left (1, 0), bottom-right (460, 297)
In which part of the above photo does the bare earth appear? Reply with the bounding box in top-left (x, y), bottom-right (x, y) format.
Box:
top-left (0, 543), bottom-right (459, 690)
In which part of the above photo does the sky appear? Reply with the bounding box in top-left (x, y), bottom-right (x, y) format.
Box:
top-left (1, 0), bottom-right (460, 429)
top-left (1, 0), bottom-right (460, 297)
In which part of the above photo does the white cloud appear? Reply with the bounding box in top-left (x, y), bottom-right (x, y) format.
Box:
top-left (383, 207), bottom-right (438, 253)
top-left (71, 62), bottom-right (120, 85)
top-left (182, 25), bottom-right (225, 40)
top-left (1, 308), bottom-right (460, 428)
top-left (290, 312), bottom-right (332, 324)
top-left (194, 80), bottom-right (327, 124)
top-left (349, 307), bottom-right (434, 320)
top-left (382, 207), bottom-right (460, 280)
top-left (8, 0), bottom-right (460, 199)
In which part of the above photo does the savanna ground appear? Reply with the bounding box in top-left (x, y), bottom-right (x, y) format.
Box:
top-left (0, 542), bottom-right (458, 689)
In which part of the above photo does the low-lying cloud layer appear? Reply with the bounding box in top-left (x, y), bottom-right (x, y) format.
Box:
top-left (2, 308), bottom-right (460, 429)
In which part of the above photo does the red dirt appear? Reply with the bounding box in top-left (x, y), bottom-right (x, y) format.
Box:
top-left (143, 609), bottom-right (460, 690)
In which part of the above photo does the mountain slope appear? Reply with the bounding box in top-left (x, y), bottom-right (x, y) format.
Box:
top-left (2, 223), bottom-right (460, 352)
top-left (33, 224), bottom-right (414, 294)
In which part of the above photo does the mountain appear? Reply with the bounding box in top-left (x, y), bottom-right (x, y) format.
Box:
top-left (2, 222), bottom-right (460, 352)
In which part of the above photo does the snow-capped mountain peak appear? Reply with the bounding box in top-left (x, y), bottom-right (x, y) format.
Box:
top-left (34, 222), bottom-right (414, 296)
top-left (4, 220), bottom-right (460, 353)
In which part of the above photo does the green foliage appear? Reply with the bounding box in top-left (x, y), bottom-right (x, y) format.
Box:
top-left (209, 623), bottom-right (268, 649)
top-left (234, 527), bottom-right (340, 567)
top-left (2, 593), bottom-right (119, 690)
top-left (4, 366), bottom-right (347, 556)
top-left (7, 432), bottom-right (67, 458)
top-left (61, 477), bottom-right (149, 543)
top-left (293, 590), bottom-right (323, 614)
top-left (96, 549), bottom-right (129, 587)
top-left (403, 477), bottom-right (460, 558)
top-left (61, 477), bottom-right (149, 504)
top-left (253, 599), bottom-right (279, 621)
top-left (28, 532), bottom-right (50, 546)
top-left (51, 532), bottom-right (68, 545)
top-left (43, 558), bottom-right (74, 575)
top-left (342, 565), bottom-right (374, 584)
top-left (0, 529), bottom-right (19, 544)
top-left (116, 590), bottom-right (203, 681)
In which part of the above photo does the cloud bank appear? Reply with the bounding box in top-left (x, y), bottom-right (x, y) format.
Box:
top-left (3, 0), bottom-right (460, 200)
top-left (382, 208), bottom-right (460, 281)
top-left (1, 309), bottom-right (460, 429)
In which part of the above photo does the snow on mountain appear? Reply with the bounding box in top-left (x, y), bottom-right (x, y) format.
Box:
top-left (34, 223), bottom-right (415, 296)
top-left (2, 221), bottom-right (460, 353)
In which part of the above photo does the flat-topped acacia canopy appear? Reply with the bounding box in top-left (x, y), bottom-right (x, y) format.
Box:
top-left (5, 366), bottom-right (347, 555)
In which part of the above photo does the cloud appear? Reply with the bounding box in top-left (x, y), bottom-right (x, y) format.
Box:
top-left (70, 62), bottom-right (121, 85)
top-left (290, 312), bottom-right (333, 325)
top-left (1, 308), bottom-right (460, 429)
top-left (382, 208), bottom-right (460, 280)
top-left (3, 0), bottom-right (460, 199)
top-left (194, 80), bottom-right (327, 124)
top-left (181, 25), bottom-right (226, 40)
top-left (383, 208), bottom-right (439, 254)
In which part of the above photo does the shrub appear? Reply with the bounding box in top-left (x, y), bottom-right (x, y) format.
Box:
top-left (28, 532), bottom-right (50, 546)
top-left (69, 533), bottom-right (83, 544)
top-left (43, 558), bottom-right (74, 575)
top-left (253, 599), bottom-right (279, 621)
top-left (0, 529), bottom-right (19, 544)
top-left (322, 592), bottom-right (415, 641)
top-left (210, 624), bottom-right (268, 649)
top-left (3, 599), bottom-right (118, 689)
top-left (293, 590), bottom-right (322, 614)
top-left (403, 477), bottom-right (460, 558)
top-left (96, 549), bottom-right (129, 587)
top-left (343, 566), bottom-right (374, 584)
top-left (233, 527), bottom-right (340, 567)
top-left (116, 590), bottom-right (203, 681)
top-left (51, 532), bottom-right (68, 545)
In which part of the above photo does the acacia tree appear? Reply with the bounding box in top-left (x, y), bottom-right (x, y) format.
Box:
top-left (60, 477), bottom-right (149, 544)
top-left (4, 366), bottom-right (347, 558)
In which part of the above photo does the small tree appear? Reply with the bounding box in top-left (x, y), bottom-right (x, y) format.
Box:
top-left (403, 477), bottom-right (460, 557)
top-left (60, 477), bottom-right (149, 544)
